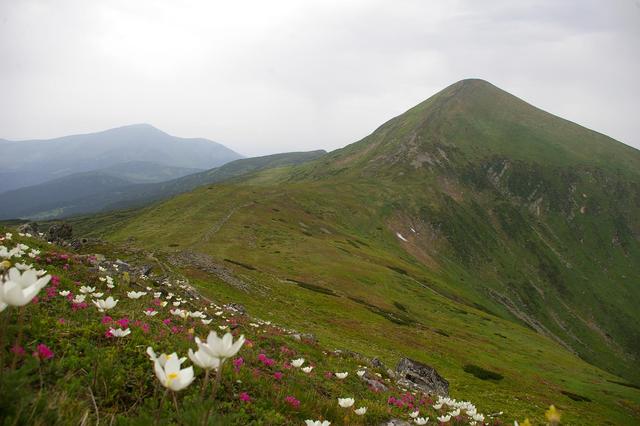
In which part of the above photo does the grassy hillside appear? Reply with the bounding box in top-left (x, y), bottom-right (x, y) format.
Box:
top-left (60, 79), bottom-right (640, 423)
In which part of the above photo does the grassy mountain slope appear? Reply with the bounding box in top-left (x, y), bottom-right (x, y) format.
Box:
top-left (0, 124), bottom-right (242, 193)
top-left (67, 80), bottom-right (640, 422)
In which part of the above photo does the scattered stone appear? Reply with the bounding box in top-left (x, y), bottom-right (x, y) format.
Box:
top-left (290, 333), bottom-right (317, 343)
top-left (380, 419), bottom-right (411, 426)
top-left (371, 357), bottom-right (386, 369)
top-left (140, 265), bottom-right (153, 276)
top-left (47, 223), bottom-right (73, 242)
top-left (361, 372), bottom-right (389, 392)
top-left (395, 357), bottom-right (449, 396)
top-left (18, 222), bottom-right (38, 235)
top-left (115, 259), bottom-right (131, 271)
top-left (226, 303), bottom-right (246, 314)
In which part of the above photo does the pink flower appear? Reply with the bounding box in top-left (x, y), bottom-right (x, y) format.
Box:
top-left (105, 329), bottom-right (114, 338)
top-left (152, 298), bottom-right (162, 306)
top-left (116, 317), bottom-right (130, 328)
top-left (32, 296), bottom-right (39, 304)
top-left (258, 353), bottom-right (275, 367)
top-left (233, 357), bottom-right (244, 372)
top-left (163, 318), bottom-right (171, 325)
top-left (273, 371), bottom-right (283, 380)
top-left (58, 318), bottom-right (66, 324)
top-left (34, 344), bottom-right (54, 360)
top-left (239, 392), bottom-right (251, 403)
top-left (101, 316), bottom-right (113, 324)
top-left (51, 276), bottom-right (61, 285)
top-left (284, 395), bottom-right (300, 409)
top-left (171, 326), bottom-right (181, 334)
top-left (140, 323), bottom-right (150, 333)
top-left (71, 302), bottom-right (88, 311)
top-left (11, 345), bottom-right (26, 357)
top-left (324, 371), bottom-right (333, 379)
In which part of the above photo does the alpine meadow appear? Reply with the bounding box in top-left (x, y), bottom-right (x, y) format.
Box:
top-left (1, 2), bottom-right (639, 425)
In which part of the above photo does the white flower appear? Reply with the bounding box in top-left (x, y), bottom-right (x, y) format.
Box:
top-left (154, 292), bottom-right (162, 298)
top-left (172, 301), bottom-right (181, 306)
top-left (218, 325), bottom-right (228, 331)
top-left (437, 415), bottom-right (451, 423)
top-left (449, 409), bottom-right (460, 417)
top-left (190, 311), bottom-right (206, 318)
top-left (14, 262), bottom-right (32, 271)
top-left (410, 411), bottom-right (420, 418)
top-left (414, 418), bottom-right (429, 425)
top-left (93, 296), bottom-right (118, 312)
top-left (433, 403), bottom-right (443, 410)
top-left (153, 352), bottom-right (194, 391)
top-left (170, 308), bottom-right (188, 318)
top-left (305, 421), bottom-right (330, 426)
top-left (72, 294), bottom-right (86, 304)
top-left (291, 358), bottom-right (305, 368)
top-left (338, 398), bottom-right (354, 408)
top-left (4, 233), bottom-right (12, 240)
top-left (356, 370), bottom-right (366, 377)
top-left (147, 347), bottom-right (186, 367)
top-left (28, 249), bottom-right (40, 258)
top-left (0, 267), bottom-right (50, 308)
top-left (127, 291), bottom-right (147, 299)
top-left (335, 372), bottom-right (348, 379)
top-left (92, 292), bottom-right (104, 298)
top-left (188, 344), bottom-right (221, 370)
top-left (354, 407), bottom-right (367, 416)
top-left (99, 277), bottom-right (106, 282)
top-left (472, 413), bottom-right (484, 422)
top-left (302, 366), bottom-right (314, 373)
top-left (79, 286), bottom-right (96, 294)
top-left (215, 311), bottom-right (223, 316)
top-left (109, 327), bottom-right (131, 337)
top-left (196, 331), bottom-right (245, 362)
top-left (144, 309), bottom-right (158, 316)
top-left (98, 266), bottom-right (106, 272)
top-left (59, 290), bottom-right (70, 297)
top-left (201, 319), bottom-right (212, 325)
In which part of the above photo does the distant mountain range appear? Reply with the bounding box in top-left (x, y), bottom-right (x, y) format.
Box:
top-left (0, 150), bottom-right (326, 220)
top-left (0, 124), bottom-right (242, 193)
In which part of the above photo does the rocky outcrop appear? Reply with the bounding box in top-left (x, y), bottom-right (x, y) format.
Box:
top-left (47, 223), bottom-right (73, 243)
top-left (395, 357), bottom-right (449, 396)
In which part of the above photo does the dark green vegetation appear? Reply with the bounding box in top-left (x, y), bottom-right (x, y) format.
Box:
top-left (0, 123), bottom-right (242, 193)
top-left (0, 150), bottom-right (326, 220)
top-left (463, 365), bottom-right (504, 381)
top-left (56, 79), bottom-right (640, 423)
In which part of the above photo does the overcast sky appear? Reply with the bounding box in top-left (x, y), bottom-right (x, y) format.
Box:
top-left (1, 0), bottom-right (639, 156)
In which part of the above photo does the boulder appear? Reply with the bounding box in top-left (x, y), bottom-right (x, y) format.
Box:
top-left (361, 373), bottom-right (388, 392)
top-left (395, 357), bottom-right (449, 396)
top-left (47, 223), bottom-right (73, 242)
top-left (18, 222), bottom-right (38, 235)
top-left (380, 419), bottom-right (412, 426)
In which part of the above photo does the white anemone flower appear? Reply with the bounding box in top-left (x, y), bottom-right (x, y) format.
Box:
top-left (109, 327), bottom-right (131, 337)
top-left (72, 294), bottom-right (86, 304)
top-left (14, 262), bottom-right (33, 271)
top-left (127, 291), bottom-right (147, 299)
top-left (92, 292), bottom-right (104, 298)
top-left (291, 358), bottom-right (305, 368)
top-left (437, 415), bottom-right (451, 423)
top-left (354, 407), bottom-right (367, 416)
top-left (170, 308), bottom-right (188, 318)
top-left (415, 418), bottom-right (429, 425)
top-left (410, 411), bottom-right (420, 418)
top-left (356, 370), bottom-right (366, 377)
top-left (449, 409), bottom-right (460, 417)
top-left (201, 318), bottom-right (213, 325)
top-left (305, 421), bottom-right (331, 426)
top-left (335, 372), bottom-right (348, 379)
top-left (144, 310), bottom-right (158, 316)
top-left (59, 290), bottom-right (70, 297)
top-left (196, 331), bottom-right (245, 362)
top-left (147, 347), bottom-right (187, 367)
top-left (153, 352), bottom-right (194, 392)
top-left (93, 296), bottom-right (118, 312)
top-left (338, 398), bottom-right (355, 408)
top-left (189, 311), bottom-right (206, 318)
top-left (0, 267), bottom-right (51, 308)
top-left (188, 344), bottom-right (221, 370)
top-left (302, 366), bottom-right (314, 373)
top-left (79, 286), bottom-right (96, 294)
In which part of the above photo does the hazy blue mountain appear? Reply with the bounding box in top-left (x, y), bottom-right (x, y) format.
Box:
top-left (0, 150), bottom-right (326, 220)
top-left (0, 124), bottom-right (242, 192)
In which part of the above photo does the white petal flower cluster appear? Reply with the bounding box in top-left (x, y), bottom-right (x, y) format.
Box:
top-left (0, 266), bottom-right (51, 311)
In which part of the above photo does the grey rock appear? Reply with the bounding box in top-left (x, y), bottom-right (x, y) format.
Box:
top-left (380, 419), bottom-right (411, 426)
top-left (395, 357), bottom-right (449, 396)
top-left (18, 222), bottom-right (38, 235)
top-left (47, 223), bottom-right (73, 242)
top-left (361, 373), bottom-right (388, 392)
top-left (226, 303), bottom-right (246, 314)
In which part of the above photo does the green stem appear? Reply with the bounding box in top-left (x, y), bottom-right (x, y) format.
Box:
top-left (200, 368), bottom-right (210, 399)
top-left (10, 307), bottom-right (25, 369)
top-left (155, 388), bottom-right (169, 426)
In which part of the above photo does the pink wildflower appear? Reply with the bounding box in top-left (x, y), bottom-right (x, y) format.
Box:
top-left (34, 344), bottom-right (54, 360)
top-left (273, 371), bottom-right (283, 380)
top-left (239, 392), bottom-right (251, 403)
top-left (284, 395), bottom-right (300, 409)
top-left (11, 345), bottom-right (26, 357)
top-left (233, 357), bottom-right (244, 372)
top-left (101, 316), bottom-right (113, 324)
